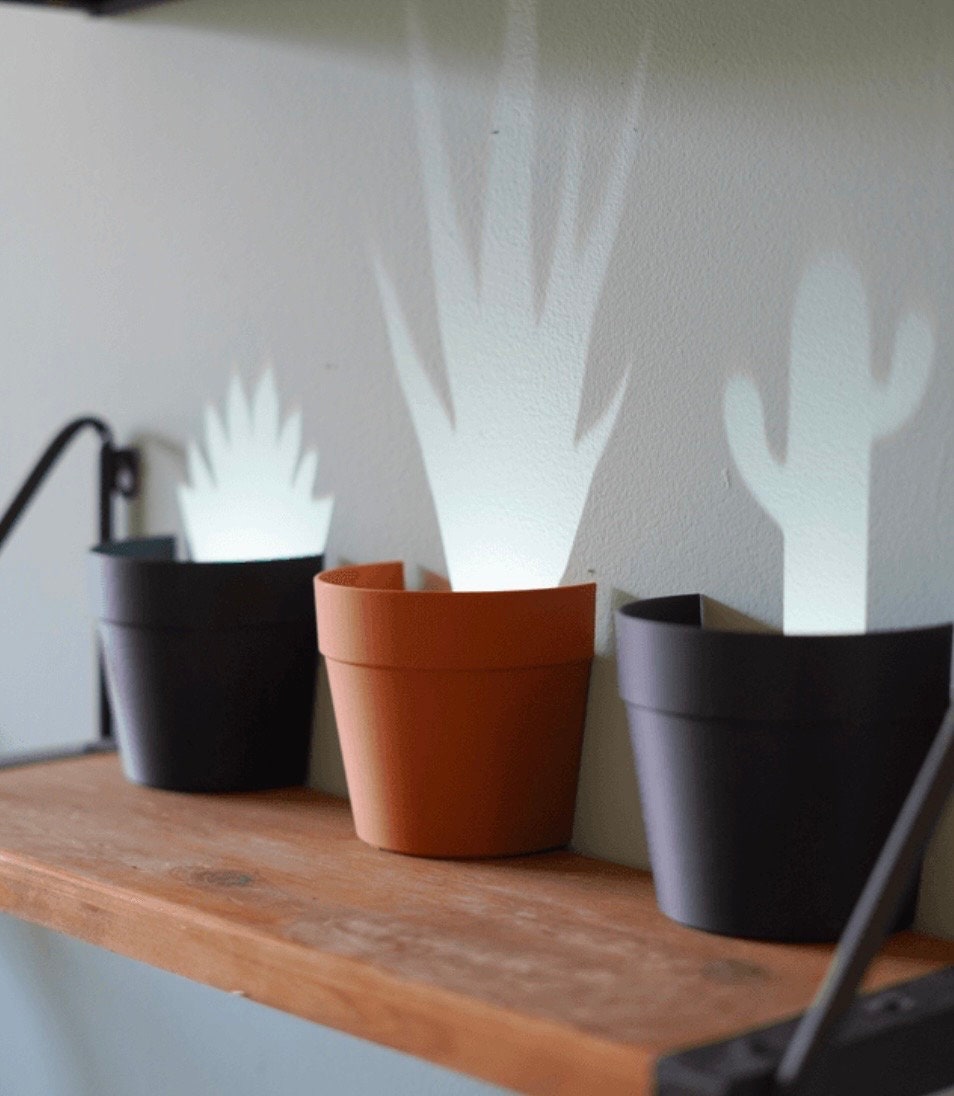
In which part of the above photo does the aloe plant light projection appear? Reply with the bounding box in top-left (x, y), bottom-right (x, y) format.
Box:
top-left (374, 0), bottom-right (640, 591)
top-left (178, 371), bottom-right (334, 562)
top-left (724, 255), bottom-right (933, 634)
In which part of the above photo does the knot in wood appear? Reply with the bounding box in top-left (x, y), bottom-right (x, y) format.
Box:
top-left (188, 868), bottom-right (255, 888)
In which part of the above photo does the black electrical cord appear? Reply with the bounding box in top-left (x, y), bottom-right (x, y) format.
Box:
top-left (0, 417), bottom-right (115, 549)
top-left (0, 416), bottom-right (138, 749)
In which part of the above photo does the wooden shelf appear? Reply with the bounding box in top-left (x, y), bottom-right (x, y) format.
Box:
top-left (0, 755), bottom-right (950, 1094)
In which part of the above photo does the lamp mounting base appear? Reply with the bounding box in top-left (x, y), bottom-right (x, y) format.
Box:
top-left (656, 967), bottom-right (954, 1096)
top-left (103, 445), bottom-right (140, 500)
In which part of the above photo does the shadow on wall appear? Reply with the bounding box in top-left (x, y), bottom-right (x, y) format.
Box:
top-left (372, 0), bottom-right (647, 591)
top-left (724, 253), bottom-right (934, 635)
top-left (130, 0), bottom-right (647, 79)
top-left (127, 0), bottom-right (937, 89)
top-left (124, 0), bottom-right (408, 58)
top-left (310, 660), bottom-right (347, 798)
top-left (126, 432), bottom-right (187, 541)
top-left (573, 585), bottom-right (648, 866)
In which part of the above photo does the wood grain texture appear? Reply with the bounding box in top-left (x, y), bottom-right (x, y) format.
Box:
top-left (0, 755), bottom-right (950, 1095)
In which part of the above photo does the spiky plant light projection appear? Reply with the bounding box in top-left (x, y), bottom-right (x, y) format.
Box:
top-left (373, 0), bottom-right (642, 591)
top-left (178, 371), bottom-right (333, 563)
top-left (724, 254), bottom-right (933, 634)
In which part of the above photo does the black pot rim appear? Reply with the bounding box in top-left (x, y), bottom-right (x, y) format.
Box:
top-left (618, 592), bottom-right (953, 639)
top-left (616, 593), bottom-right (953, 722)
top-left (90, 536), bottom-right (323, 628)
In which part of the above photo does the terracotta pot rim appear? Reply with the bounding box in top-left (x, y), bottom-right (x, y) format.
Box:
top-left (316, 560), bottom-right (593, 600)
top-left (316, 561), bottom-right (595, 670)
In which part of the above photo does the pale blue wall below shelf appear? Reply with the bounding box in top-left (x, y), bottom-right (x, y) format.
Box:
top-left (0, 914), bottom-right (510, 1096)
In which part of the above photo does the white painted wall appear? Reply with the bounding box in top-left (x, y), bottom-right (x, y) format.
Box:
top-left (0, 0), bottom-right (952, 1092)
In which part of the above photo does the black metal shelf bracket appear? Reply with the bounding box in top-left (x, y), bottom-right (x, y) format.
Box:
top-left (657, 703), bottom-right (954, 1096)
top-left (0, 416), bottom-right (140, 760)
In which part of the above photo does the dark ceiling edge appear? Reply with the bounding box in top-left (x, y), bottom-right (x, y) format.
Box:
top-left (1, 1), bottom-right (172, 14)
top-left (86, 0), bottom-right (171, 12)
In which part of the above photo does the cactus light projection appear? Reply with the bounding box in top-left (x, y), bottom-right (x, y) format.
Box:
top-left (724, 255), bottom-right (933, 634)
top-left (178, 371), bottom-right (334, 562)
top-left (373, 0), bottom-right (641, 591)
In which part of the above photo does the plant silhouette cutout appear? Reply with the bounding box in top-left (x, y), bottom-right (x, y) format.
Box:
top-left (373, 0), bottom-right (642, 591)
top-left (724, 255), bottom-right (933, 634)
top-left (178, 371), bottom-right (333, 562)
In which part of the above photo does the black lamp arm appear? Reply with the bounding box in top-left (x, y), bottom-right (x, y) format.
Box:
top-left (0, 417), bottom-right (138, 551)
top-left (0, 416), bottom-right (140, 749)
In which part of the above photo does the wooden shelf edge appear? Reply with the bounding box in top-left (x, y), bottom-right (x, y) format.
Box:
top-left (0, 848), bottom-right (649, 1094)
top-left (0, 755), bottom-right (950, 1096)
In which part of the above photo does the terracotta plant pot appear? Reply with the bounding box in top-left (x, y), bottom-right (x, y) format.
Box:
top-left (615, 593), bottom-right (953, 942)
top-left (315, 562), bottom-right (595, 857)
top-left (89, 537), bottom-right (322, 792)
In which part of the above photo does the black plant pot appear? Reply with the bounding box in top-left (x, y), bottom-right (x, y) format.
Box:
top-left (89, 537), bottom-right (322, 792)
top-left (615, 594), bottom-right (952, 943)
